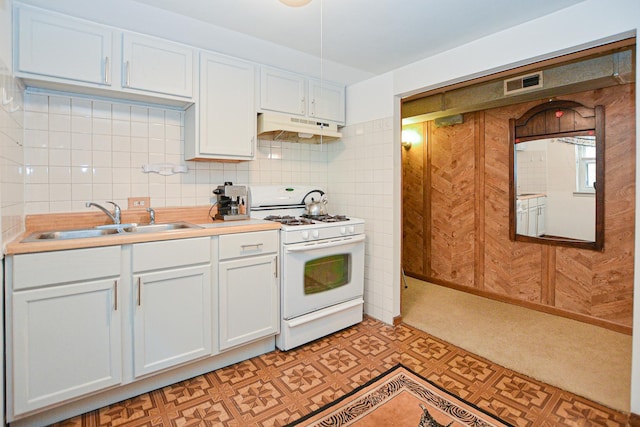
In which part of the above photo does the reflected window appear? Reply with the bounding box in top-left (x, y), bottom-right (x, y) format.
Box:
top-left (576, 145), bottom-right (596, 193)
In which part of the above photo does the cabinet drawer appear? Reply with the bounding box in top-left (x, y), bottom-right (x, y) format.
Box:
top-left (133, 237), bottom-right (210, 272)
top-left (219, 231), bottom-right (278, 260)
top-left (12, 246), bottom-right (121, 290)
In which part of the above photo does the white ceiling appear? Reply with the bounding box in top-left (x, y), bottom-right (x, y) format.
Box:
top-left (131, 0), bottom-right (586, 76)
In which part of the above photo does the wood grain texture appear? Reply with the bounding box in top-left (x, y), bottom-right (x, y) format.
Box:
top-left (428, 113), bottom-right (475, 286)
top-left (407, 84), bottom-right (635, 330)
top-left (402, 123), bottom-right (425, 276)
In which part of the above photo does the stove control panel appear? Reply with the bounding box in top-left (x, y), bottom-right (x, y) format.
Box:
top-left (282, 221), bottom-right (365, 244)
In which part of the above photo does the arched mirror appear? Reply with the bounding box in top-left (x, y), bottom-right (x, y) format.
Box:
top-left (509, 100), bottom-right (605, 250)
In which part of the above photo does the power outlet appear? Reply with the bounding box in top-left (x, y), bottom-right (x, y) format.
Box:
top-left (128, 197), bottom-right (151, 209)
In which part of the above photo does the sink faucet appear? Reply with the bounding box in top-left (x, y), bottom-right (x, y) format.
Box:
top-left (86, 201), bottom-right (121, 224)
top-left (146, 207), bottom-right (155, 224)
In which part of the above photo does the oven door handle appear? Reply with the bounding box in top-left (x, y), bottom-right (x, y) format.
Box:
top-left (285, 234), bottom-right (365, 252)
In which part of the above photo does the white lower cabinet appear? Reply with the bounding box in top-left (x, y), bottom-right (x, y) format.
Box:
top-left (132, 238), bottom-right (212, 378)
top-left (218, 231), bottom-right (279, 351)
top-left (8, 247), bottom-right (122, 417)
top-left (6, 231), bottom-right (280, 423)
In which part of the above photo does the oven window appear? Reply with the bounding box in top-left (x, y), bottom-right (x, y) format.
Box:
top-left (304, 254), bottom-right (351, 295)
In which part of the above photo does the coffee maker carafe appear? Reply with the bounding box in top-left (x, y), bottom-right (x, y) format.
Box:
top-left (213, 182), bottom-right (250, 220)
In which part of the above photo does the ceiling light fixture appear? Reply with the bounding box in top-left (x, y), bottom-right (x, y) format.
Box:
top-left (278, 0), bottom-right (312, 7)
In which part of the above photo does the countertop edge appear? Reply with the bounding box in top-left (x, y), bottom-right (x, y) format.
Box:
top-left (5, 221), bottom-right (282, 255)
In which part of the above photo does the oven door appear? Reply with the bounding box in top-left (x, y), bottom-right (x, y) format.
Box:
top-left (282, 234), bottom-right (365, 320)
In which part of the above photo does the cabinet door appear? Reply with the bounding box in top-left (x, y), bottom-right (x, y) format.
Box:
top-left (121, 33), bottom-right (194, 98)
top-left (527, 206), bottom-right (538, 237)
top-left (15, 6), bottom-right (113, 86)
top-left (197, 52), bottom-right (255, 159)
top-left (536, 199), bottom-right (546, 236)
top-left (219, 254), bottom-right (279, 350)
top-left (12, 279), bottom-right (121, 415)
top-left (133, 265), bottom-right (211, 377)
top-left (260, 67), bottom-right (306, 116)
top-left (308, 79), bottom-right (345, 124)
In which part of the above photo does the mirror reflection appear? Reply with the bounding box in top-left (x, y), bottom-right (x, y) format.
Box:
top-left (515, 136), bottom-right (596, 242)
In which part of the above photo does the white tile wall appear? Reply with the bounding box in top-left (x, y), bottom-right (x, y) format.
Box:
top-left (516, 149), bottom-right (548, 194)
top-left (327, 117), bottom-right (395, 324)
top-left (22, 92), bottom-right (328, 214)
top-left (0, 61), bottom-right (25, 247)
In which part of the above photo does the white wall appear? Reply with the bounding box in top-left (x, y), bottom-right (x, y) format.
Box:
top-left (345, 0), bottom-right (640, 415)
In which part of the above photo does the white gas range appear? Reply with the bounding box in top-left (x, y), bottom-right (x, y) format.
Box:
top-left (249, 185), bottom-right (365, 351)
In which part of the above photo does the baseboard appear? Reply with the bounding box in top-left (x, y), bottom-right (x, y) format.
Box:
top-left (629, 412), bottom-right (640, 427)
top-left (393, 315), bottom-right (402, 326)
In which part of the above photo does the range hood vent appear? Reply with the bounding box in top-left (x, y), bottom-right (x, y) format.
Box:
top-left (257, 112), bottom-right (342, 143)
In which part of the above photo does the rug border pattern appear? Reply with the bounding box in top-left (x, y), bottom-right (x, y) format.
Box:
top-left (284, 363), bottom-right (514, 427)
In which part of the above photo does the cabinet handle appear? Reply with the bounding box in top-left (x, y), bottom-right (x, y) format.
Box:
top-left (275, 255), bottom-right (278, 278)
top-left (311, 99), bottom-right (316, 116)
top-left (114, 280), bottom-right (118, 311)
top-left (241, 243), bottom-right (263, 250)
top-left (2, 88), bottom-right (13, 106)
top-left (301, 96), bottom-right (305, 114)
top-left (125, 61), bottom-right (131, 87)
top-left (137, 277), bottom-right (142, 306)
top-left (104, 56), bottom-right (110, 84)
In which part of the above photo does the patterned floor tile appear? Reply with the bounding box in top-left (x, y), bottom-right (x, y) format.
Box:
top-left (49, 318), bottom-right (629, 427)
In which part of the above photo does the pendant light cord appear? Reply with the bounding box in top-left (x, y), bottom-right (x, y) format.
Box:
top-left (319, 0), bottom-right (324, 148)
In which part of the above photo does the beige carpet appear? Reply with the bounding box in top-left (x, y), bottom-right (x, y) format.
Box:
top-left (401, 277), bottom-right (632, 412)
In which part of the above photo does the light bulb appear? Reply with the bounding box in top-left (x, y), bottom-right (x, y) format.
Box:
top-left (279, 0), bottom-right (312, 7)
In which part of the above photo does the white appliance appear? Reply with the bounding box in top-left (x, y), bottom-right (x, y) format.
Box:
top-left (250, 185), bottom-right (365, 351)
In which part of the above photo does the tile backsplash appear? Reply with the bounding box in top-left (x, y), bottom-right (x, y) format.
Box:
top-left (0, 61), bottom-right (25, 246)
top-left (22, 92), bottom-right (328, 214)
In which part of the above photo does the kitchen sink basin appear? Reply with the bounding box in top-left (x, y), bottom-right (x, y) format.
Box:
top-left (126, 222), bottom-right (202, 233)
top-left (21, 222), bottom-right (202, 242)
top-left (23, 228), bottom-right (123, 241)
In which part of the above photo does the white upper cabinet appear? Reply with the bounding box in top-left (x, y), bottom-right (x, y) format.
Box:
top-left (260, 68), bottom-right (306, 116)
top-left (15, 5), bottom-right (113, 86)
top-left (259, 67), bottom-right (345, 125)
top-left (121, 33), bottom-right (194, 98)
top-left (185, 51), bottom-right (256, 161)
top-left (13, 4), bottom-right (195, 105)
top-left (308, 78), bottom-right (345, 123)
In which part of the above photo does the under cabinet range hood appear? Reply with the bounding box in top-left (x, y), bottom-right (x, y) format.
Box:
top-left (257, 112), bottom-right (342, 143)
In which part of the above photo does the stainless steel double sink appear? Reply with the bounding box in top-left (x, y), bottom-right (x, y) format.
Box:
top-left (22, 222), bottom-right (202, 242)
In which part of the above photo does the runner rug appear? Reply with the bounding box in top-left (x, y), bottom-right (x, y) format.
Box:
top-left (285, 364), bottom-right (513, 427)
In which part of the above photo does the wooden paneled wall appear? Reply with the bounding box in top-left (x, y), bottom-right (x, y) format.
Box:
top-left (402, 84), bottom-right (636, 332)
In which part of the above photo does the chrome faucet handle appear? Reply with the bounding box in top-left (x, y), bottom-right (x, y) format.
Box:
top-left (146, 207), bottom-right (155, 224)
top-left (106, 201), bottom-right (121, 224)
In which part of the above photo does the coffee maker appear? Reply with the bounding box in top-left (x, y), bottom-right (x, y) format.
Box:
top-left (213, 182), bottom-right (250, 220)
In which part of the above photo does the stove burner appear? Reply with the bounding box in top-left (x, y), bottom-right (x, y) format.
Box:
top-left (264, 215), bottom-right (315, 226)
top-left (302, 214), bottom-right (350, 223)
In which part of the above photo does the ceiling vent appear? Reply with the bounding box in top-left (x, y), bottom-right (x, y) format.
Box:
top-left (504, 72), bottom-right (543, 95)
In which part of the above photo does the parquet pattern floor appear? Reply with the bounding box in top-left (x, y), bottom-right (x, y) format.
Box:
top-left (54, 317), bottom-right (629, 426)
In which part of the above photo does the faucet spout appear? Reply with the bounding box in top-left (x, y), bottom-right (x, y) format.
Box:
top-left (146, 207), bottom-right (155, 224)
top-left (86, 201), bottom-right (121, 224)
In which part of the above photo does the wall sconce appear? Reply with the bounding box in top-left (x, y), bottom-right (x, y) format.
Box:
top-left (401, 129), bottom-right (421, 150)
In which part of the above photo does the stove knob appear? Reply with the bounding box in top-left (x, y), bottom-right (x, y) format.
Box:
top-left (302, 231), bottom-right (310, 240)
top-left (348, 226), bottom-right (355, 234)
top-left (340, 227), bottom-right (347, 235)
top-left (312, 230), bottom-right (320, 239)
